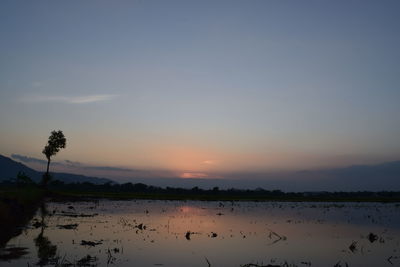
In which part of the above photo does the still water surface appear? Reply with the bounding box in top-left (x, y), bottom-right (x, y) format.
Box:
top-left (2, 200), bottom-right (400, 266)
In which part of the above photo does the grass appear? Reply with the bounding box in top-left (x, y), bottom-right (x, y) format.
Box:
top-left (1, 187), bottom-right (45, 204)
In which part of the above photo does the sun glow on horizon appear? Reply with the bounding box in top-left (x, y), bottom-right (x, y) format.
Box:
top-left (180, 172), bottom-right (210, 179)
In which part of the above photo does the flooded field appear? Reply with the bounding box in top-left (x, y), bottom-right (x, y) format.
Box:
top-left (1, 200), bottom-right (400, 266)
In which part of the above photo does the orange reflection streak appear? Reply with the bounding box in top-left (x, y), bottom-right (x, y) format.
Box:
top-left (179, 206), bottom-right (193, 213)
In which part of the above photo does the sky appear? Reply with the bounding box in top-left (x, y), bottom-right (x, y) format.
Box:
top-left (1, 0), bottom-right (400, 181)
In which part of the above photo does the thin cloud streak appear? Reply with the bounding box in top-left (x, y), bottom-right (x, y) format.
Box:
top-left (21, 94), bottom-right (118, 104)
top-left (11, 154), bottom-right (48, 165)
top-left (11, 154), bottom-right (63, 166)
top-left (11, 154), bottom-right (135, 173)
top-left (84, 166), bottom-right (134, 172)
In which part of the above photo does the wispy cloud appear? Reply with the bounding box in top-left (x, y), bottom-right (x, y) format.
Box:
top-left (11, 154), bottom-right (48, 165)
top-left (67, 95), bottom-right (117, 104)
top-left (11, 154), bottom-right (133, 172)
top-left (11, 154), bottom-right (62, 166)
top-left (21, 94), bottom-right (118, 104)
top-left (84, 166), bottom-right (134, 172)
top-left (64, 160), bottom-right (82, 167)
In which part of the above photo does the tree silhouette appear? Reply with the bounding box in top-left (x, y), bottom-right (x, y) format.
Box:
top-left (41, 130), bottom-right (66, 187)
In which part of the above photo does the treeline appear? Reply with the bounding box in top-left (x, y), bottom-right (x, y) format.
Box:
top-left (1, 175), bottom-right (400, 200)
top-left (48, 180), bottom-right (293, 197)
top-left (48, 181), bottom-right (400, 199)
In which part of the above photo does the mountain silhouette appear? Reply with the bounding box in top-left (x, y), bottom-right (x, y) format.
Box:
top-left (0, 154), bottom-right (112, 184)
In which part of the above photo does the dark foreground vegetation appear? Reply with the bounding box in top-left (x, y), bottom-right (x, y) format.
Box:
top-left (0, 186), bottom-right (44, 248)
top-left (52, 179), bottom-right (400, 202)
top-left (47, 183), bottom-right (400, 202)
top-left (1, 174), bottom-right (400, 203)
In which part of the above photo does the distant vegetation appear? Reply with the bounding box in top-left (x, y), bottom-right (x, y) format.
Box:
top-left (1, 176), bottom-right (400, 202)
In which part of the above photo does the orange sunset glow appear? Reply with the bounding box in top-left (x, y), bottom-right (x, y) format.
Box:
top-left (1, 2), bottom-right (400, 267)
top-left (180, 172), bottom-right (210, 179)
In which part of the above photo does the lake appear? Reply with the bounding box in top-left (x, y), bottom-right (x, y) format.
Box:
top-left (1, 200), bottom-right (400, 266)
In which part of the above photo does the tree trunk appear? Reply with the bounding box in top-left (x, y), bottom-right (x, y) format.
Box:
top-left (46, 159), bottom-right (50, 176)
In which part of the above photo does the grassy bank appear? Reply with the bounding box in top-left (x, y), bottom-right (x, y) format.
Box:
top-left (0, 187), bottom-right (45, 247)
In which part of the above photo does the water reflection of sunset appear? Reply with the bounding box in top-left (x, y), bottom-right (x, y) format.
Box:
top-left (4, 200), bottom-right (400, 267)
top-left (179, 206), bottom-right (193, 213)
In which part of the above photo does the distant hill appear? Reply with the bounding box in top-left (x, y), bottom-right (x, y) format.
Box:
top-left (0, 155), bottom-right (113, 184)
top-left (2, 154), bottom-right (399, 191)
top-left (0, 155), bottom-right (41, 181)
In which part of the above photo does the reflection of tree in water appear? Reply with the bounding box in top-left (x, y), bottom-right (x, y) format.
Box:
top-left (35, 234), bottom-right (57, 266)
top-left (34, 204), bottom-right (58, 266)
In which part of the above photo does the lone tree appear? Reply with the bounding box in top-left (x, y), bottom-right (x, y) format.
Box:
top-left (42, 130), bottom-right (66, 187)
